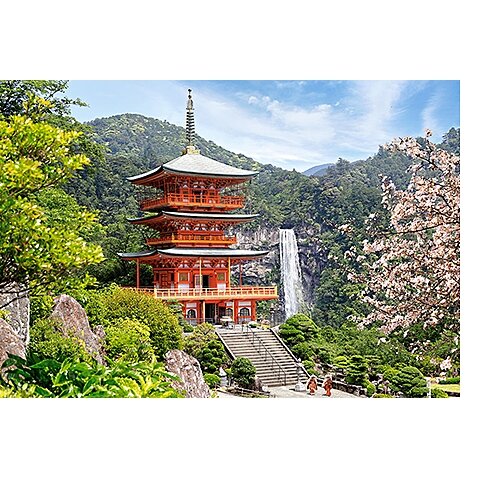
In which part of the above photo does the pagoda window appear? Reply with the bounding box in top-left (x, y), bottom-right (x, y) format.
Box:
top-left (179, 272), bottom-right (189, 282)
top-left (225, 308), bottom-right (233, 317)
top-left (186, 309), bottom-right (196, 319)
top-left (239, 307), bottom-right (250, 317)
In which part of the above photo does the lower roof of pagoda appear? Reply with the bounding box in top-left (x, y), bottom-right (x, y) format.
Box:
top-left (118, 247), bottom-right (269, 260)
top-left (128, 211), bottom-right (258, 225)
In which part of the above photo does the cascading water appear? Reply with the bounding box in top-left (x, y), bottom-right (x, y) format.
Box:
top-left (279, 229), bottom-right (304, 319)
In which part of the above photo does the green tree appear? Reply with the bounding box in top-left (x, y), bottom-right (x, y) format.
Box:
top-left (231, 357), bottom-right (256, 388)
top-left (345, 355), bottom-right (368, 386)
top-left (0, 116), bottom-right (104, 299)
top-left (184, 323), bottom-right (229, 374)
top-left (278, 313), bottom-right (320, 348)
top-left (390, 366), bottom-right (428, 398)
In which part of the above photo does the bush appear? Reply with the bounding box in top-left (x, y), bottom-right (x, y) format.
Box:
top-left (231, 357), bottom-right (256, 388)
top-left (195, 340), bottom-right (228, 375)
top-left (1, 355), bottom-right (183, 398)
top-left (364, 379), bottom-right (376, 397)
top-left (204, 373), bottom-right (221, 389)
top-left (302, 360), bottom-right (318, 375)
top-left (431, 388), bottom-right (449, 398)
top-left (332, 355), bottom-right (349, 371)
top-left (345, 355), bottom-right (368, 386)
top-left (439, 376), bottom-right (460, 384)
top-left (391, 366), bottom-right (428, 398)
top-left (291, 341), bottom-right (317, 361)
top-left (372, 393), bottom-right (394, 398)
top-left (278, 314), bottom-right (320, 348)
top-left (80, 286), bottom-right (183, 359)
top-left (185, 323), bottom-right (229, 374)
top-left (104, 318), bottom-right (154, 362)
top-left (29, 317), bottom-right (93, 363)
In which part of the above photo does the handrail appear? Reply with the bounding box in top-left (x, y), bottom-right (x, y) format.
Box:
top-left (141, 193), bottom-right (245, 210)
top-left (124, 286), bottom-right (278, 301)
top-left (147, 233), bottom-right (237, 245)
top-left (244, 328), bottom-right (289, 386)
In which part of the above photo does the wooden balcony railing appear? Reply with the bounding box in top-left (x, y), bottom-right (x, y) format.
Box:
top-left (125, 286), bottom-right (278, 301)
top-left (146, 233), bottom-right (237, 246)
top-left (140, 193), bottom-right (245, 211)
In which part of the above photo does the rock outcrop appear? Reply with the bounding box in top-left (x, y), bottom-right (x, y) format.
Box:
top-left (0, 318), bottom-right (26, 374)
top-left (164, 349), bottom-right (211, 398)
top-left (49, 294), bottom-right (105, 364)
top-left (0, 283), bottom-right (30, 344)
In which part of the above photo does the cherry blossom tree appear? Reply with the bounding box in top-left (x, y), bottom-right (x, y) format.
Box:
top-left (352, 131), bottom-right (459, 335)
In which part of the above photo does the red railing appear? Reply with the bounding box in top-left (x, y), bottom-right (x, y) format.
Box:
top-left (124, 286), bottom-right (278, 301)
top-left (146, 233), bottom-right (237, 246)
top-left (140, 193), bottom-right (245, 211)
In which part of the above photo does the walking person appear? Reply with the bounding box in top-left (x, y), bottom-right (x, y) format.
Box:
top-left (322, 374), bottom-right (333, 397)
top-left (306, 375), bottom-right (318, 395)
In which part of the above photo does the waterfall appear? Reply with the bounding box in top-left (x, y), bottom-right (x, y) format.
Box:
top-left (279, 229), bottom-right (304, 319)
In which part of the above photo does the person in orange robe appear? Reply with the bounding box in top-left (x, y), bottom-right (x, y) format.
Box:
top-left (322, 375), bottom-right (333, 397)
top-left (306, 375), bottom-right (318, 395)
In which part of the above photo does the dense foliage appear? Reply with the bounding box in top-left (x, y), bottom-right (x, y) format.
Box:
top-left (184, 323), bottom-right (229, 374)
top-left (231, 357), bottom-right (256, 388)
top-left (0, 354), bottom-right (182, 398)
top-left (77, 286), bottom-right (183, 359)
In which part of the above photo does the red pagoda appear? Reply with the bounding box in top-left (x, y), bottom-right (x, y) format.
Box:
top-left (119, 90), bottom-right (277, 324)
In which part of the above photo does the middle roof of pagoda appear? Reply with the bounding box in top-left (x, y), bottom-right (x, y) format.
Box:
top-left (128, 210), bottom-right (258, 225)
top-left (127, 150), bottom-right (258, 184)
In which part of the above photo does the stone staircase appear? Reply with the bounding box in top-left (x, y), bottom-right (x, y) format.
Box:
top-left (216, 327), bottom-right (309, 387)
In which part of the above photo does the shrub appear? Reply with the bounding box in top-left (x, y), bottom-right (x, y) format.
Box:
top-left (184, 323), bottom-right (229, 374)
top-left (1, 355), bottom-right (183, 398)
top-left (302, 360), bottom-right (318, 375)
top-left (332, 355), bottom-right (349, 371)
top-left (391, 366), bottom-right (428, 398)
top-left (195, 340), bottom-right (228, 375)
top-left (431, 388), bottom-right (449, 398)
top-left (372, 393), bottom-right (394, 398)
top-left (29, 317), bottom-right (93, 363)
top-left (231, 357), bottom-right (256, 388)
top-left (345, 355), bottom-right (368, 386)
top-left (80, 286), bottom-right (183, 359)
top-left (291, 341), bottom-right (317, 361)
top-left (364, 379), bottom-right (376, 397)
top-left (204, 373), bottom-right (221, 389)
top-left (104, 318), bottom-right (154, 362)
top-left (278, 314), bottom-right (320, 348)
top-left (439, 376), bottom-right (460, 384)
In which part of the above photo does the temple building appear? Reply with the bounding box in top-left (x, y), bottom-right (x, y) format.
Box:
top-left (119, 90), bottom-right (277, 324)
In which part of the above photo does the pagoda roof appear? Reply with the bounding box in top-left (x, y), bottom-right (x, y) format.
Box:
top-left (118, 248), bottom-right (269, 259)
top-left (128, 211), bottom-right (258, 224)
top-left (127, 152), bottom-right (258, 183)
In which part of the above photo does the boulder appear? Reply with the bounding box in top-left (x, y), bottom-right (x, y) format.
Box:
top-left (164, 349), bottom-right (211, 398)
top-left (0, 318), bottom-right (26, 375)
top-left (50, 294), bottom-right (104, 364)
top-left (0, 283), bottom-right (30, 344)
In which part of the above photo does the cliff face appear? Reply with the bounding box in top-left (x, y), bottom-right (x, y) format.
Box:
top-left (235, 224), bottom-right (327, 319)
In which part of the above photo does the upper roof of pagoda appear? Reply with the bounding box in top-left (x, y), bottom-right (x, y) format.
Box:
top-left (127, 149), bottom-right (258, 185)
top-left (128, 89), bottom-right (258, 186)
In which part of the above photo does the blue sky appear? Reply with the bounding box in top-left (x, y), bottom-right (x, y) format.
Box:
top-left (67, 80), bottom-right (460, 172)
